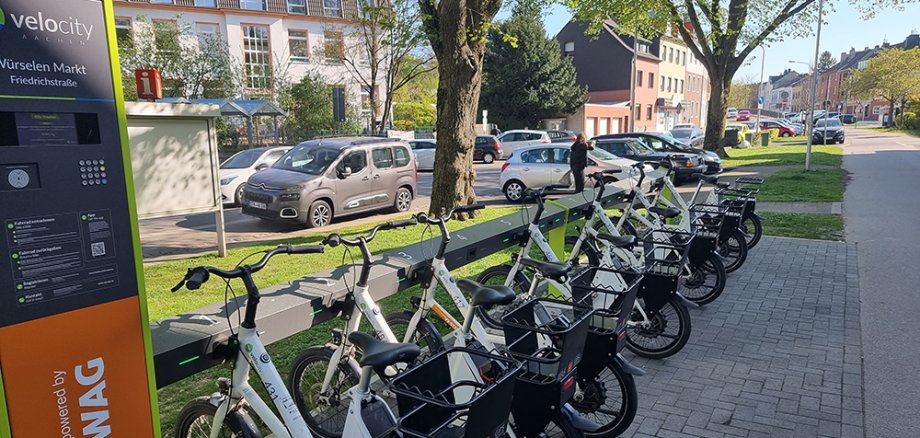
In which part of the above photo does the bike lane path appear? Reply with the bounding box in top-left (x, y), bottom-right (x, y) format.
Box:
top-left (842, 128), bottom-right (920, 437)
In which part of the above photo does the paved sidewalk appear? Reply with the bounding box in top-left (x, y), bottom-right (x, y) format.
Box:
top-left (622, 236), bottom-right (863, 437)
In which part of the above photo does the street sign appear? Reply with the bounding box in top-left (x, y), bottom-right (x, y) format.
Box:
top-left (135, 69), bottom-right (163, 100)
top-left (0, 0), bottom-right (159, 435)
top-left (758, 96), bottom-right (765, 105)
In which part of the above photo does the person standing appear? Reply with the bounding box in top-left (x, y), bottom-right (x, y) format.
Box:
top-left (570, 133), bottom-right (594, 193)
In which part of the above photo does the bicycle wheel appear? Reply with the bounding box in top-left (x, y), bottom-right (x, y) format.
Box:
top-left (626, 295), bottom-right (692, 359)
top-left (740, 215), bottom-right (763, 249)
top-left (595, 214), bottom-right (640, 238)
top-left (718, 229), bottom-right (749, 273)
top-left (570, 362), bottom-right (639, 437)
top-left (384, 310), bottom-right (446, 354)
top-left (174, 397), bottom-right (259, 438)
top-left (680, 253), bottom-right (727, 305)
top-left (475, 265), bottom-right (531, 329)
top-left (288, 346), bottom-right (360, 438)
top-left (565, 235), bottom-right (600, 268)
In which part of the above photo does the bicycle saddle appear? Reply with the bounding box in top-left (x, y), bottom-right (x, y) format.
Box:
top-left (457, 279), bottom-right (517, 309)
top-left (518, 258), bottom-right (572, 281)
top-left (348, 332), bottom-right (421, 372)
top-left (595, 233), bottom-right (636, 248)
top-left (648, 206), bottom-right (681, 219)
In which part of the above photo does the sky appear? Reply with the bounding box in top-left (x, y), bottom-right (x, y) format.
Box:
top-left (497, 2), bottom-right (920, 82)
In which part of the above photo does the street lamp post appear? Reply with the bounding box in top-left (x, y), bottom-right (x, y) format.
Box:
top-left (756, 45), bottom-right (765, 134)
top-left (805, 0), bottom-right (826, 171)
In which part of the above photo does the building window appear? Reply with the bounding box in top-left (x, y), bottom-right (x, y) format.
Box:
top-left (648, 72), bottom-right (654, 89)
top-left (635, 104), bottom-right (641, 121)
top-left (361, 86), bottom-right (373, 113)
top-left (872, 106), bottom-right (880, 115)
top-left (679, 79), bottom-right (684, 93)
top-left (149, 0), bottom-right (173, 3)
top-left (324, 31), bottom-right (344, 63)
top-left (647, 104), bottom-right (653, 120)
top-left (564, 41), bottom-right (575, 53)
top-left (194, 0), bottom-right (216, 6)
top-left (637, 70), bottom-right (643, 87)
top-left (332, 87), bottom-right (346, 121)
top-left (288, 0), bottom-right (306, 13)
top-left (195, 22), bottom-right (219, 45)
top-left (240, 0), bottom-right (265, 10)
top-left (669, 47), bottom-right (674, 63)
top-left (638, 43), bottom-right (650, 53)
top-left (289, 30), bottom-right (309, 62)
top-left (242, 25), bottom-right (271, 89)
top-left (667, 77), bottom-right (672, 92)
top-left (683, 51), bottom-right (687, 65)
top-left (115, 17), bottom-right (133, 48)
top-left (324, 0), bottom-right (343, 17)
top-left (660, 76), bottom-right (665, 92)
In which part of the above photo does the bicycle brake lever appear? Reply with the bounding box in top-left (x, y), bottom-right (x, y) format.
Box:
top-left (170, 271), bottom-right (190, 292)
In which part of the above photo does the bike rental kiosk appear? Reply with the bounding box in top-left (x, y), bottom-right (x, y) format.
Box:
top-left (0, 0), bottom-right (159, 435)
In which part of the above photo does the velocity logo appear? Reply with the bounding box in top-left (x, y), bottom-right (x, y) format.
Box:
top-left (3, 8), bottom-right (94, 40)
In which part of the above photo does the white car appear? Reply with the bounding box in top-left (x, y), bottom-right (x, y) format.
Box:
top-left (219, 146), bottom-right (290, 206)
top-left (496, 129), bottom-right (551, 158)
top-left (408, 139), bottom-right (437, 171)
top-left (727, 108), bottom-right (739, 119)
top-left (499, 144), bottom-right (650, 202)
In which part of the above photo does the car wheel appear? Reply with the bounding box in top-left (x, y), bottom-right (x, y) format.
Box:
top-left (482, 152), bottom-right (495, 164)
top-left (234, 184), bottom-right (245, 206)
top-left (781, 132), bottom-right (791, 137)
top-left (307, 200), bottom-right (332, 228)
top-left (392, 187), bottom-right (412, 213)
top-left (504, 180), bottom-right (526, 202)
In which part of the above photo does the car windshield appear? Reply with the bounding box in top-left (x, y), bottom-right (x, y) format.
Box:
top-left (588, 146), bottom-right (621, 161)
top-left (653, 133), bottom-right (691, 150)
top-left (273, 145), bottom-right (342, 175)
top-left (815, 119), bottom-right (842, 127)
top-left (670, 129), bottom-right (692, 139)
top-left (221, 149), bottom-right (264, 169)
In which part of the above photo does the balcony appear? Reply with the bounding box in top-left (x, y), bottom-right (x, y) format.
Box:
top-left (122, 0), bottom-right (358, 20)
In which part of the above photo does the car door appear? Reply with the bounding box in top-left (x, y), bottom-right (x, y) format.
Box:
top-left (517, 148), bottom-right (555, 188)
top-left (370, 146), bottom-right (398, 207)
top-left (549, 147), bottom-right (574, 185)
top-left (334, 149), bottom-right (374, 213)
top-left (499, 132), bottom-right (524, 157)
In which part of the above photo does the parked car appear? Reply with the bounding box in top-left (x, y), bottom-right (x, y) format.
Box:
top-left (839, 114), bottom-right (857, 124)
top-left (782, 112), bottom-right (799, 120)
top-left (219, 146), bottom-right (291, 206)
top-left (669, 127), bottom-right (705, 148)
top-left (672, 123), bottom-right (697, 130)
top-left (593, 137), bottom-right (705, 183)
top-left (759, 120), bottom-right (796, 137)
top-left (812, 118), bottom-right (846, 144)
top-left (726, 123), bottom-right (753, 145)
top-left (547, 129), bottom-right (577, 143)
top-left (776, 119), bottom-right (804, 135)
top-left (241, 137), bottom-right (417, 228)
top-left (727, 108), bottom-right (739, 119)
top-left (496, 129), bottom-right (551, 158)
top-left (499, 144), bottom-right (648, 202)
top-left (474, 135), bottom-right (503, 163)
top-left (736, 110), bottom-right (752, 121)
top-left (597, 132), bottom-right (722, 175)
top-left (409, 139), bottom-right (437, 171)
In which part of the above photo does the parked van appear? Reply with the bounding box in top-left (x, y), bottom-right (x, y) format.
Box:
top-left (242, 137), bottom-right (417, 228)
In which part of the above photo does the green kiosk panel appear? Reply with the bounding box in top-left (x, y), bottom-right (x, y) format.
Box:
top-left (0, 0), bottom-right (159, 436)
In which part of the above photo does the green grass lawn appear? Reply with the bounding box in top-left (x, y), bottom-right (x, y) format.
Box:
top-left (761, 212), bottom-right (844, 241)
top-left (757, 168), bottom-right (844, 202)
top-left (723, 144), bottom-right (842, 168)
top-left (871, 127), bottom-right (920, 138)
top-left (773, 135), bottom-right (808, 143)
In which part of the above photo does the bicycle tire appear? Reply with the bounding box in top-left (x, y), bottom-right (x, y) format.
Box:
top-left (475, 265), bottom-right (531, 329)
top-left (626, 295), bottom-right (692, 359)
top-left (174, 396), bottom-right (260, 438)
top-left (571, 362), bottom-right (639, 437)
top-left (287, 346), bottom-right (361, 438)
top-left (741, 215), bottom-right (763, 249)
top-left (718, 229), bottom-right (749, 273)
top-left (566, 235), bottom-right (600, 268)
top-left (595, 214), bottom-right (640, 238)
top-left (680, 252), bottom-right (727, 305)
top-left (384, 310), bottom-right (446, 354)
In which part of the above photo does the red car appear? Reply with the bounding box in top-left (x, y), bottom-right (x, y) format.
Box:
top-left (759, 120), bottom-right (795, 137)
top-left (736, 110), bottom-right (752, 121)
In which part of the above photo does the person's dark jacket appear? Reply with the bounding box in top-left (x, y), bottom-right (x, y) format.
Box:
top-left (570, 140), bottom-right (592, 169)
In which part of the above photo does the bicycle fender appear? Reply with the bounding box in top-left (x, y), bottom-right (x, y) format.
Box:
top-left (207, 397), bottom-right (262, 438)
top-left (561, 403), bottom-right (602, 432)
top-left (675, 292), bottom-right (700, 309)
top-left (615, 353), bottom-right (646, 376)
top-left (321, 344), bottom-right (363, 377)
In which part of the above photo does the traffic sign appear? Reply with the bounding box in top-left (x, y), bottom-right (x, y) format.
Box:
top-left (757, 96), bottom-right (765, 105)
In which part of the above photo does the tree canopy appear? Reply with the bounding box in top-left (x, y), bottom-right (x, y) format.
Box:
top-left (817, 50), bottom-right (837, 72)
top-left (479, 1), bottom-right (586, 129)
top-left (846, 47), bottom-right (920, 128)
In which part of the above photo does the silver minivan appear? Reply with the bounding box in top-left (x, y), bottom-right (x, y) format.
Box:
top-left (241, 137), bottom-right (417, 228)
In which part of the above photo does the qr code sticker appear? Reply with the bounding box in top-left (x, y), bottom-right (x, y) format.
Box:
top-left (91, 242), bottom-right (106, 257)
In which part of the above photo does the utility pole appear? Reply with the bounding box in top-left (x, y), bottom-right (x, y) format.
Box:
top-left (805, 0), bottom-right (825, 171)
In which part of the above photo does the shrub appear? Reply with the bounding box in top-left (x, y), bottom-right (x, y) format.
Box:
top-left (896, 112), bottom-right (917, 130)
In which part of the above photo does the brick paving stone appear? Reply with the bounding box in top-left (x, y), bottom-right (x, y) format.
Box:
top-left (621, 237), bottom-right (864, 437)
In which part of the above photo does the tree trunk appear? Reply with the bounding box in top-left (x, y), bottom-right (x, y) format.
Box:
top-left (888, 100), bottom-right (896, 127)
top-left (429, 58), bottom-right (480, 215)
top-left (703, 71), bottom-right (730, 156)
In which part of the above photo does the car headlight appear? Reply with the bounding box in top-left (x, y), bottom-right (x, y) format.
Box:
top-left (220, 176), bottom-right (238, 186)
top-left (279, 193), bottom-right (301, 201)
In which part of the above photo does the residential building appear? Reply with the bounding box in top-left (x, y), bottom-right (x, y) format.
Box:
top-left (113, 0), bottom-right (378, 127)
top-left (684, 45), bottom-right (709, 128)
top-left (656, 31), bottom-right (689, 131)
top-left (765, 69), bottom-right (804, 111)
top-left (556, 21), bottom-right (655, 133)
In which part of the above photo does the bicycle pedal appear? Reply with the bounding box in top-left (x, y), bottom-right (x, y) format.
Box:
top-left (331, 328), bottom-right (344, 345)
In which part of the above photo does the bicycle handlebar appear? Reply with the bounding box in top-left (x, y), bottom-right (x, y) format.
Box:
top-left (172, 244), bottom-right (324, 291)
top-left (415, 203), bottom-right (486, 225)
top-left (323, 218), bottom-right (418, 248)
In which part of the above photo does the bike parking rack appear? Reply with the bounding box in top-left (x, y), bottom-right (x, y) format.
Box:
top-left (151, 174), bottom-right (665, 388)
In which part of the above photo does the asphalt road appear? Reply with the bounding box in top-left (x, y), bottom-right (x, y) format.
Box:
top-left (842, 127), bottom-right (920, 437)
top-left (139, 162), bottom-right (505, 261)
